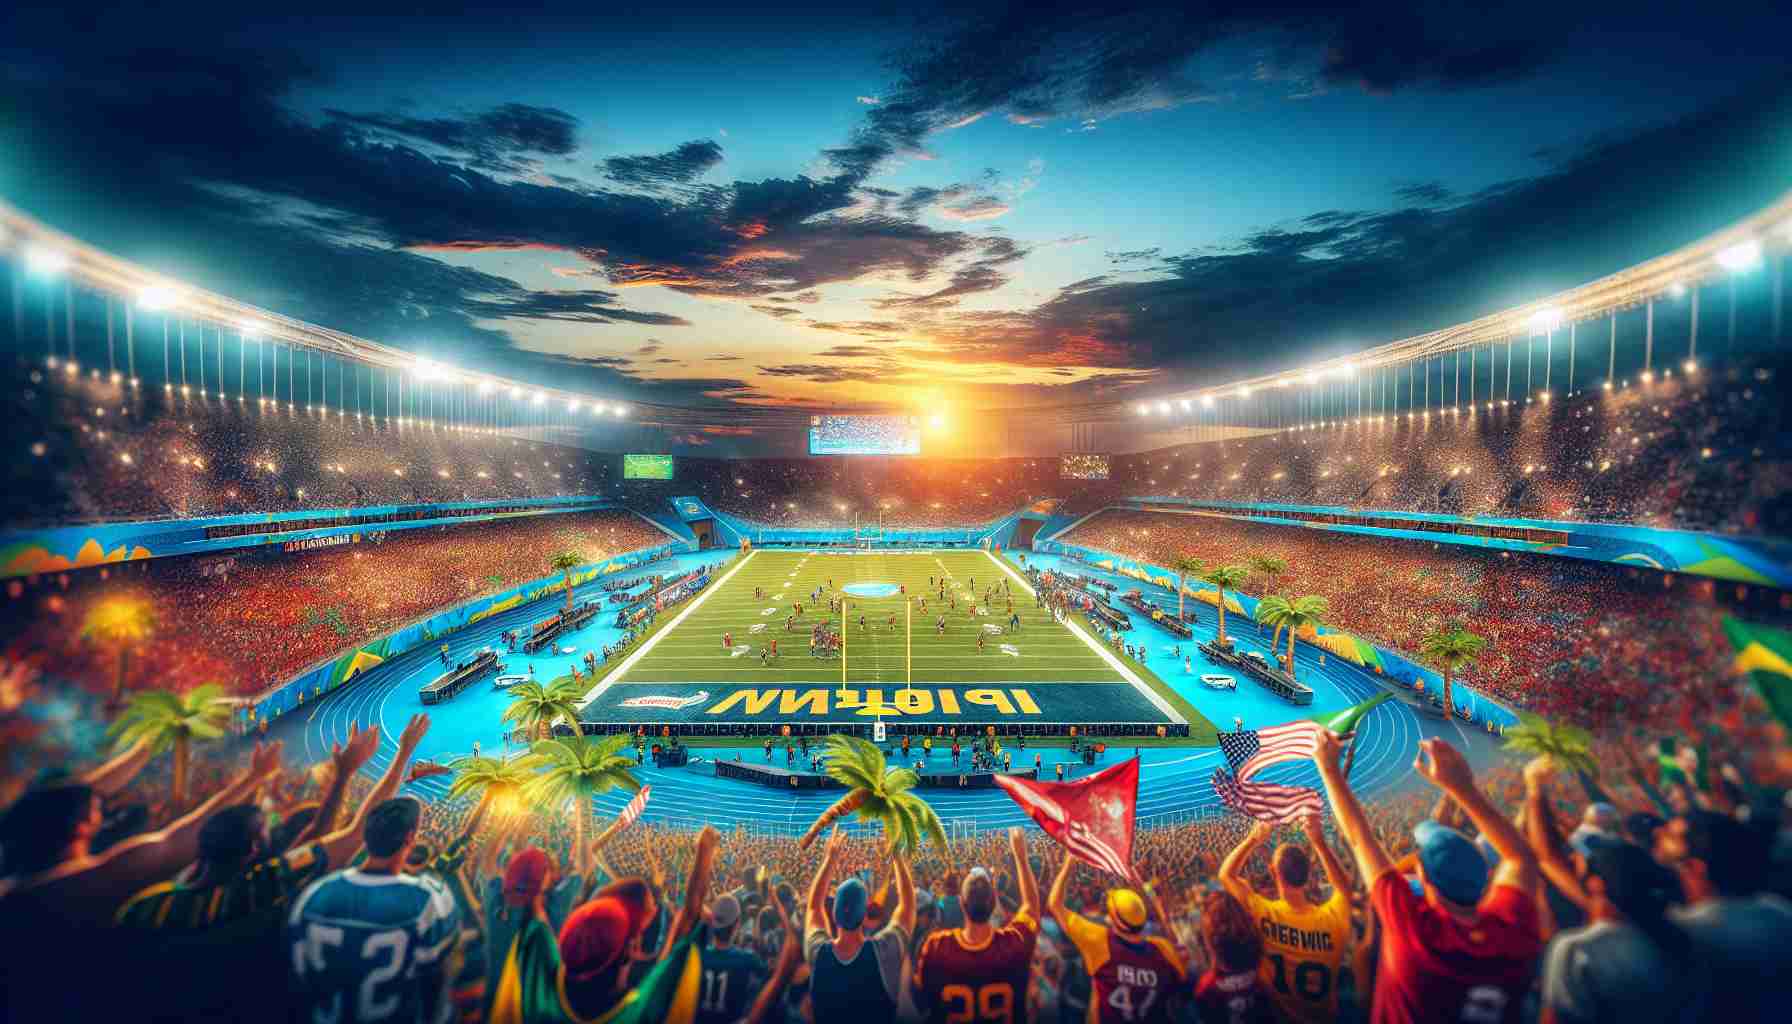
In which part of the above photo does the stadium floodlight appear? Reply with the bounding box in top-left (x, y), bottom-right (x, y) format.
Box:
top-left (237, 319), bottom-right (264, 337)
top-left (24, 243), bottom-right (70, 277)
top-left (1303, 372), bottom-right (1317, 386)
top-left (1200, 395), bottom-right (1214, 408)
top-left (1668, 282), bottom-right (1687, 300)
top-left (1155, 401), bottom-right (1170, 414)
top-left (1715, 238), bottom-right (1762, 272)
top-left (476, 380), bottom-right (493, 395)
top-left (1333, 363), bottom-right (1356, 378)
top-left (591, 402), bottom-right (606, 415)
top-left (568, 400), bottom-right (581, 413)
top-left (1528, 308), bottom-right (1562, 333)
top-left (1135, 403), bottom-right (1148, 416)
top-left (532, 391), bottom-right (546, 405)
top-left (507, 385), bottom-right (522, 399)
top-left (1177, 399), bottom-right (1190, 412)
top-left (137, 284), bottom-right (183, 312)
top-left (1236, 386), bottom-right (1251, 399)
top-left (612, 404), bottom-right (627, 417)
top-left (1683, 359), bottom-right (1698, 373)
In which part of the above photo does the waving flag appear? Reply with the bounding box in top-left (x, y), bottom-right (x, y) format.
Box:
top-left (996, 758), bottom-right (1139, 880)
top-left (1724, 617), bottom-right (1792, 733)
top-left (592, 785), bottom-right (652, 850)
top-left (1214, 694), bottom-right (1390, 823)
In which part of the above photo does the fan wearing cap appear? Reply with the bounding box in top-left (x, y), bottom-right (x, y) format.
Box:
top-left (803, 827), bottom-right (915, 1024)
top-left (1313, 734), bottom-right (1542, 1024)
top-left (911, 827), bottom-right (1041, 1024)
top-left (484, 847), bottom-right (563, 1024)
top-left (692, 894), bottom-right (769, 1024)
top-left (1047, 853), bottom-right (1186, 1024)
top-left (1217, 814), bottom-right (1354, 1024)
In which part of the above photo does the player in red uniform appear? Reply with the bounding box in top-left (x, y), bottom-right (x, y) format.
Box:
top-left (911, 828), bottom-right (1040, 1024)
top-left (1049, 858), bottom-right (1186, 1024)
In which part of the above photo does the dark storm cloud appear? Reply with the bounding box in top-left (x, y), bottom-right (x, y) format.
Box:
top-left (908, 75), bottom-right (1792, 389)
top-left (1393, 182), bottom-right (1453, 204)
top-left (755, 364), bottom-right (897, 384)
top-left (749, 305), bottom-right (805, 319)
top-left (826, 1), bottom-right (1573, 179)
top-left (462, 290), bottom-right (689, 325)
top-left (325, 103), bottom-right (580, 174)
top-left (601, 140), bottom-right (725, 188)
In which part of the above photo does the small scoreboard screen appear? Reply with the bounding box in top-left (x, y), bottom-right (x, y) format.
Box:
top-left (807, 415), bottom-right (922, 456)
top-left (1059, 453), bottom-right (1111, 480)
top-left (623, 454), bottom-right (676, 479)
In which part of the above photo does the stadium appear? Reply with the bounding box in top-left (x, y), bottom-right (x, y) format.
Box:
top-left (2, 5), bottom-right (1790, 1023)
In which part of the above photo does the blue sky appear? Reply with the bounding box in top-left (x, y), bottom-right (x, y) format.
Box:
top-left (3, 1), bottom-right (1790, 420)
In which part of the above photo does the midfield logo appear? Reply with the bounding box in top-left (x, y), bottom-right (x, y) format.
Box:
top-left (619, 691), bottom-right (711, 710)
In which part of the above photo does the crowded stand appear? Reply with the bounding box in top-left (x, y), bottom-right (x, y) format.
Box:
top-left (2, 510), bottom-right (665, 699)
top-left (7, 362), bottom-right (612, 525)
top-left (1110, 355), bottom-right (1791, 536)
top-left (3, 695), bottom-right (1787, 1023)
top-left (679, 456), bottom-right (1079, 528)
top-left (1059, 508), bottom-right (1787, 733)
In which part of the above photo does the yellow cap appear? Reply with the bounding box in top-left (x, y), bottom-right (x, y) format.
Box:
top-left (1106, 889), bottom-right (1147, 931)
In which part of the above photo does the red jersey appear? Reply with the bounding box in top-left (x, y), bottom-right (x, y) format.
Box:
top-left (912, 913), bottom-right (1039, 1024)
top-left (1191, 969), bottom-right (1276, 1024)
top-left (1369, 873), bottom-right (1541, 1024)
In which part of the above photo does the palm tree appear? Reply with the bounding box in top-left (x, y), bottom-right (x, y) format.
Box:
top-left (1171, 556), bottom-right (1205, 624)
top-left (1502, 712), bottom-right (1597, 776)
top-left (1418, 623), bottom-right (1488, 720)
top-left (1201, 565), bottom-right (1250, 648)
top-left (1254, 595), bottom-right (1329, 677)
top-left (1249, 554), bottom-right (1288, 597)
top-left (82, 596), bottom-right (156, 710)
top-left (523, 734), bottom-right (641, 876)
top-left (800, 735), bottom-right (949, 859)
top-left (108, 684), bottom-right (231, 808)
top-left (446, 751), bottom-right (536, 821)
top-left (501, 679), bottom-right (585, 741)
top-left (548, 551), bottom-right (584, 612)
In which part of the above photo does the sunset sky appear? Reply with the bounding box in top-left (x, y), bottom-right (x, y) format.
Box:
top-left (3, 1), bottom-right (1790, 419)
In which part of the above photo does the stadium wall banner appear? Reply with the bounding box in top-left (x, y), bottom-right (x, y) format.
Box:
top-left (242, 540), bottom-right (684, 726)
top-left (0, 495), bottom-right (619, 578)
top-left (706, 508), bottom-right (1022, 547)
top-left (581, 681), bottom-right (1173, 725)
top-left (1122, 498), bottom-right (1792, 590)
top-left (1030, 541), bottom-right (1522, 729)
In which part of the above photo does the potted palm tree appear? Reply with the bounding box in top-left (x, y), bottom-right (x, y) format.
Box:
top-left (799, 735), bottom-right (949, 860)
top-left (523, 733), bottom-right (641, 876)
top-left (548, 551), bottom-right (584, 613)
top-left (1255, 595), bottom-right (1329, 677)
top-left (107, 684), bottom-right (232, 809)
top-left (501, 679), bottom-right (586, 741)
top-left (82, 596), bottom-right (156, 711)
top-left (1418, 623), bottom-right (1487, 720)
top-left (1201, 565), bottom-right (1250, 650)
top-left (1172, 556), bottom-right (1205, 624)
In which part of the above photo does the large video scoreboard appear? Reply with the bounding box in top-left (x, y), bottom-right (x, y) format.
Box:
top-left (623, 454), bottom-right (676, 479)
top-left (808, 415), bottom-right (922, 456)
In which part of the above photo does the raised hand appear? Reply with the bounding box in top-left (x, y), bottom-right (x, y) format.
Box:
top-left (1313, 726), bottom-right (1343, 771)
top-left (335, 723), bottom-right (380, 774)
top-left (248, 740), bottom-right (285, 780)
top-left (397, 713), bottom-right (431, 755)
top-left (1413, 738), bottom-right (1476, 794)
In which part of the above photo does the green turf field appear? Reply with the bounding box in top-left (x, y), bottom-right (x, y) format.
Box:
top-left (619, 549), bottom-right (1125, 685)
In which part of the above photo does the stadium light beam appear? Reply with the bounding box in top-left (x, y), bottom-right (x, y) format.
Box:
top-left (1715, 238), bottom-right (1762, 272)
top-left (1528, 308), bottom-right (1562, 333)
top-left (24, 243), bottom-right (70, 277)
top-left (137, 284), bottom-right (184, 312)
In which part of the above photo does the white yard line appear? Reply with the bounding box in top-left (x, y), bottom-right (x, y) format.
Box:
top-left (983, 549), bottom-right (1186, 725)
top-left (578, 549), bottom-right (759, 706)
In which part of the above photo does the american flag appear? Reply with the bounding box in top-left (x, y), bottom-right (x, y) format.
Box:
top-left (1218, 719), bottom-right (1336, 779)
top-left (616, 784), bottom-right (651, 829)
top-left (1212, 769), bottom-right (1324, 823)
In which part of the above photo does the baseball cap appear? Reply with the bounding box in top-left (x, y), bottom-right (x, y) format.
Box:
top-left (1413, 820), bottom-right (1489, 906)
top-left (832, 877), bottom-right (868, 930)
top-left (712, 894), bottom-right (742, 930)
top-left (1105, 888), bottom-right (1147, 932)
top-left (504, 847), bottom-right (551, 905)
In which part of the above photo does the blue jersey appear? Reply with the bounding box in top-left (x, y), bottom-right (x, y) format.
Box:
top-left (694, 943), bottom-right (768, 1024)
top-left (287, 868), bottom-right (461, 1024)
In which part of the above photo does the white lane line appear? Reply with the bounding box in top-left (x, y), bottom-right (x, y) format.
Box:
top-left (982, 549), bottom-right (1185, 725)
top-left (579, 550), bottom-right (758, 706)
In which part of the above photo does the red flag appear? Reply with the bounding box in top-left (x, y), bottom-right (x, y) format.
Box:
top-left (617, 784), bottom-right (651, 829)
top-left (995, 757), bottom-right (1138, 879)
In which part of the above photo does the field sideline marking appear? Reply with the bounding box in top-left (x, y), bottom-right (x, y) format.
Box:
top-left (983, 549), bottom-right (1186, 726)
top-left (578, 549), bottom-right (759, 706)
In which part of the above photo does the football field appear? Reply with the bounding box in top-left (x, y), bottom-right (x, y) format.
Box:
top-left (579, 549), bottom-right (1194, 731)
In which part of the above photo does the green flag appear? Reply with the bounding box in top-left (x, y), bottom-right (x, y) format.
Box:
top-left (1311, 692), bottom-right (1393, 733)
top-left (1722, 617), bottom-right (1792, 734)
